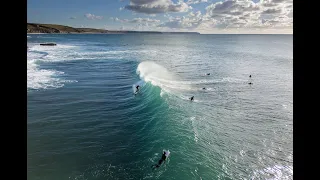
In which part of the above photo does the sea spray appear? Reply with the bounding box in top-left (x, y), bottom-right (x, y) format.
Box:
top-left (136, 61), bottom-right (192, 95)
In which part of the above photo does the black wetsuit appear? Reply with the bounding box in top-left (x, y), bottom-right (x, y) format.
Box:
top-left (152, 152), bottom-right (167, 169)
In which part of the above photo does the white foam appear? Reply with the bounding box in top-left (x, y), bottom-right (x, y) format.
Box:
top-left (28, 43), bottom-right (148, 91)
top-left (137, 61), bottom-right (192, 95)
top-left (27, 59), bottom-right (66, 90)
top-left (27, 44), bottom-right (78, 90)
top-left (29, 44), bottom-right (78, 62)
top-left (251, 165), bottom-right (292, 179)
top-left (190, 117), bottom-right (199, 142)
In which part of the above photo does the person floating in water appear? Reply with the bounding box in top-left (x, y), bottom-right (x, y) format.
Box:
top-left (248, 75), bottom-right (252, 84)
top-left (202, 87), bottom-right (206, 90)
top-left (151, 151), bottom-right (169, 169)
top-left (206, 73), bottom-right (210, 75)
top-left (190, 96), bottom-right (194, 101)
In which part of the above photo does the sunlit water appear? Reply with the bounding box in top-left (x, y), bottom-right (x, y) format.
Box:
top-left (27, 34), bottom-right (292, 180)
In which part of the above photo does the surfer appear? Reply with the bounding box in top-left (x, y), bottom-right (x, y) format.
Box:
top-left (248, 82), bottom-right (253, 85)
top-left (249, 75), bottom-right (251, 78)
top-left (202, 87), bottom-right (206, 90)
top-left (206, 73), bottom-right (210, 75)
top-left (151, 151), bottom-right (169, 169)
top-left (136, 85), bottom-right (140, 92)
top-left (190, 96), bottom-right (194, 101)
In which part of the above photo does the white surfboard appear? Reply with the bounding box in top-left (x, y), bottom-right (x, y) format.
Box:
top-left (164, 150), bottom-right (170, 158)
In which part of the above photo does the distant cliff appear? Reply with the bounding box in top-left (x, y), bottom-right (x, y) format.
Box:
top-left (27, 23), bottom-right (200, 34)
top-left (27, 23), bottom-right (109, 33)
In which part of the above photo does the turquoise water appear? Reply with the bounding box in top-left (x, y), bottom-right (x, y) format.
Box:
top-left (27, 34), bottom-right (293, 180)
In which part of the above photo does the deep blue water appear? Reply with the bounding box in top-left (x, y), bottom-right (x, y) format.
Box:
top-left (27, 34), bottom-right (293, 180)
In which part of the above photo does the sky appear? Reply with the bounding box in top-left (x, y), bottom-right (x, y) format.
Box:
top-left (27, 0), bottom-right (293, 34)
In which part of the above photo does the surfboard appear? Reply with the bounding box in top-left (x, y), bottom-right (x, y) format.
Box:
top-left (164, 150), bottom-right (170, 158)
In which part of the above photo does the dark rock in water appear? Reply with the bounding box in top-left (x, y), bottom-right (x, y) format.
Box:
top-left (40, 43), bottom-right (56, 46)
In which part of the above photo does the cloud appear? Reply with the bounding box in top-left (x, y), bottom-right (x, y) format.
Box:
top-left (69, 16), bottom-right (76, 19)
top-left (111, 17), bottom-right (129, 23)
top-left (158, 0), bottom-right (292, 31)
top-left (112, 17), bottom-right (160, 24)
top-left (204, 0), bottom-right (292, 29)
top-left (206, 0), bottom-right (260, 17)
top-left (85, 13), bottom-right (103, 20)
top-left (124, 0), bottom-right (192, 14)
top-left (158, 11), bottom-right (204, 29)
top-left (130, 17), bottom-right (161, 23)
top-left (262, 8), bottom-right (282, 14)
top-left (186, 0), bottom-right (208, 5)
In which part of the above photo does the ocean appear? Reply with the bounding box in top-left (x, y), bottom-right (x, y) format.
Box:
top-left (27, 34), bottom-right (293, 180)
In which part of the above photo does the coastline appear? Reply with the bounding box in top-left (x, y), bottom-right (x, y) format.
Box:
top-left (27, 23), bottom-right (200, 35)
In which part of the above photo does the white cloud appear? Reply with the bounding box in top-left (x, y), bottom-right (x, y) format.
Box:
top-left (186, 0), bottom-right (208, 5)
top-left (124, 0), bottom-right (192, 14)
top-left (262, 8), bottom-right (282, 14)
top-left (85, 13), bottom-right (103, 20)
top-left (112, 17), bottom-right (161, 24)
top-left (158, 10), bottom-right (204, 29)
top-left (111, 17), bottom-right (129, 23)
top-left (205, 0), bottom-right (260, 17)
top-left (130, 17), bottom-right (161, 23)
top-left (158, 0), bottom-right (292, 32)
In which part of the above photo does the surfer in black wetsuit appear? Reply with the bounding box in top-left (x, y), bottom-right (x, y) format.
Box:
top-left (151, 151), bottom-right (168, 169)
top-left (136, 85), bottom-right (140, 92)
top-left (190, 96), bottom-right (194, 101)
top-left (248, 75), bottom-right (252, 84)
